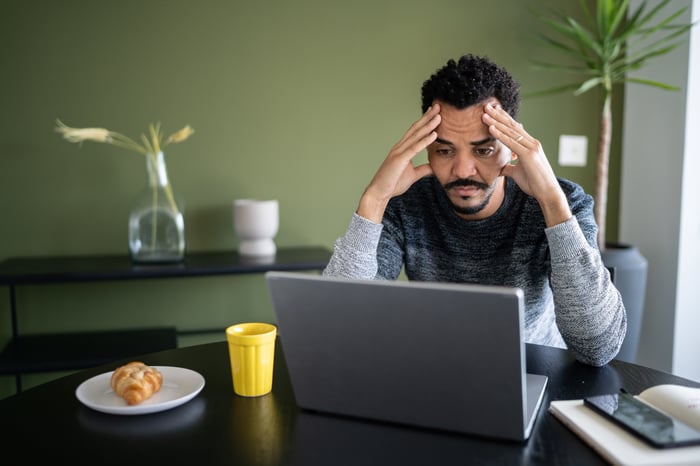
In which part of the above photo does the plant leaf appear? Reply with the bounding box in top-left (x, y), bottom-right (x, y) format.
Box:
top-left (531, 0), bottom-right (694, 96)
top-left (626, 76), bottom-right (679, 90)
top-left (522, 83), bottom-right (584, 98)
top-left (575, 77), bottom-right (606, 95)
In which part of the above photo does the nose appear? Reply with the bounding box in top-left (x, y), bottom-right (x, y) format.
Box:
top-left (451, 153), bottom-right (478, 179)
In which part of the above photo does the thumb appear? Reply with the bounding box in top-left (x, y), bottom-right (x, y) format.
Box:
top-left (500, 163), bottom-right (515, 179)
top-left (414, 163), bottom-right (434, 180)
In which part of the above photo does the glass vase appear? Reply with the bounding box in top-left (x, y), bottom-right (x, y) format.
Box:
top-left (128, 151), bottom-right (185, 263)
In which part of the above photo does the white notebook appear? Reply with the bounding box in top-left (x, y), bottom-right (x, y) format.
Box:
top-left (549, 398), bottom-right (700, 466)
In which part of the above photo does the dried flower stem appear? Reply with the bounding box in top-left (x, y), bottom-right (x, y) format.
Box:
top-left (55, 119), bottom-right (194, 156)
top-left (55, 119), bottom-right (194, 253)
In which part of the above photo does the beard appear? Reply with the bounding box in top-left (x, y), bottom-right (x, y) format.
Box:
top-left (442, 178), bottom-right (497, 216)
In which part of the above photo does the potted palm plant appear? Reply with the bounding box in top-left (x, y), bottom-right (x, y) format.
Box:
top-left (530, 0), bottom-right (694, 361)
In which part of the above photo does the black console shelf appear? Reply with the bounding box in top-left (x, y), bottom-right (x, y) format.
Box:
top-left (0, 328), bottom-right (178, 374)
top-left (0, 247), bottom-right (331, 391)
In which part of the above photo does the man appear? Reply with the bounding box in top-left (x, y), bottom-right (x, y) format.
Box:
top-left (323, 54), bottom-right (626, 366)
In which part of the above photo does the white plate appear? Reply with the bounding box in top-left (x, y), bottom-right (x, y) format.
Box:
top-left (75, 366), bottom-right (205, 415)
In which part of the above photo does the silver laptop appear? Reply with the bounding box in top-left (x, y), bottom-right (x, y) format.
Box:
top-left (265, 271), bottom-right (548, 441)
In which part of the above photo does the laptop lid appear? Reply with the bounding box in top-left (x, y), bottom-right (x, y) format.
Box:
top-left (265, 271), bottom-right (547, 441)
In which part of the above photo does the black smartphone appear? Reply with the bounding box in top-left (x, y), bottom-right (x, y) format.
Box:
top-left (583, 392), bottom-right (700, 449)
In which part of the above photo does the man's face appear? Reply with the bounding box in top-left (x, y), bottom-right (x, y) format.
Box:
top-left (426, 99), bottom-right (515, 220)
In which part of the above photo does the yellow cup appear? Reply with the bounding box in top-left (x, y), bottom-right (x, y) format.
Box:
top-left (225, 322), bottom-right (277, 397)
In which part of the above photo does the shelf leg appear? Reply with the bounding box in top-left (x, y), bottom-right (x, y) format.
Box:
top-left (10, 285), bottom-right (17, 338)
top-left (9, 285), bottom-right (22, 392)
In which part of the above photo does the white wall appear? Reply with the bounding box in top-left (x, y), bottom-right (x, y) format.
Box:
top-left (674, 0), bottom-right (700, 381)
top-left (621, 0), bottom-right (700, 381)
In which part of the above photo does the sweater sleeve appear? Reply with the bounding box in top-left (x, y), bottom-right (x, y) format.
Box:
top-left (545, 216), bottom-right (627, 366)
top-left (323, 213), bottom-right (383, 279)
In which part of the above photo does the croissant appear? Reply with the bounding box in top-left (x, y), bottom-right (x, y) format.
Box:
top-left (110, 361), bottom-right (163, 405)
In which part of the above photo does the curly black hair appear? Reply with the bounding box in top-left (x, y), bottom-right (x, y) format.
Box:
top-left (421, 54), bottom-right (520, 118)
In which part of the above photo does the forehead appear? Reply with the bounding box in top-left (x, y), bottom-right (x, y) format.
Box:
top-left (434, 98), bottom-right (500, 145)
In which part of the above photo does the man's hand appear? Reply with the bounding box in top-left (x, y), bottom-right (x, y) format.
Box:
top-left (357, 104), bottom-right (440, 223)
top-left (482, 103), bottom-right (572, 227)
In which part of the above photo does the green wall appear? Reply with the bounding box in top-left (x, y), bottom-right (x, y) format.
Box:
top-left (0, 0), bottom-right (621, 397)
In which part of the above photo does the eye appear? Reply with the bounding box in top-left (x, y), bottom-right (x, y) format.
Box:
top-left (434, 147), bottom-right (455, 157)
top-left (474, 146), bottom-right (495, 158)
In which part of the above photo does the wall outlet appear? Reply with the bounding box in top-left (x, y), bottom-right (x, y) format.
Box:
top-left (558, 135), bottom-right (588, 167)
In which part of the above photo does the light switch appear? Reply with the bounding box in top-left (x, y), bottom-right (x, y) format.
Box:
top-left (558, 135), bottom-right (588, 167)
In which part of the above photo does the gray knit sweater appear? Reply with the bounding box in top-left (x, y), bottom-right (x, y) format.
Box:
top-left (323, 176), bottom-right (626, 366)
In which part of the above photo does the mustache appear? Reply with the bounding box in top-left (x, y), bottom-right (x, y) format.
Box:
top-left (443, 178), bottom-right (490, 191)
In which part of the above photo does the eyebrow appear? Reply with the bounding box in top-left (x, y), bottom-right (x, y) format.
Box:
top-left (435, 136), bottom-right (496, 146)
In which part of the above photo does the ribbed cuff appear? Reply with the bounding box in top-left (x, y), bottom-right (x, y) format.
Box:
top-left (544, 216), bottom-right (591, 262)
top-left (340, 212), bottom-right (383, 254)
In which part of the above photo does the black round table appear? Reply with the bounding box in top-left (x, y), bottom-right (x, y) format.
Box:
top-left (1, 341), bottom-right (697, 465)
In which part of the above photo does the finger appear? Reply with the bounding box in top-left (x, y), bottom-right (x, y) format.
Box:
top-left (486, 121), bottom-right (527, 148)
top-left (483, 102), bottom-right (519, 127)
top-left (394, 104), bottom-right (441, 150)
top-left (484, 116), bottom-right (530, 149)
top-left (500, 163), bottom-right (515, 179)
top-left (482, 104), bottom-right (528, 146)
top-left (413, 162), bottom-right (434, 180)
top-left (393, 113), bottom-right (441, 157)
top-left (396, 105), bottom-right (439, 145)
top-left (398, 127), bottom-right (438, 161)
